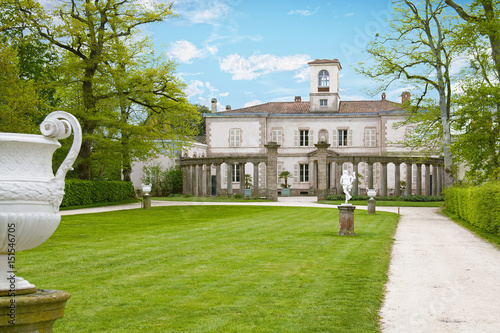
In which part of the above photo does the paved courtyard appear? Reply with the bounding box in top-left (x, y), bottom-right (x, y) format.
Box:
top-left (62, 199), bottom-right (500, 332)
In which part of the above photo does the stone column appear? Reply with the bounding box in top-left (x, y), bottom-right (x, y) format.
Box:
top-left (197, 164), bottom-right (203, 197)
top-left (432, 164), bottom-right (438, 196)
top-left (353, 162), bottom-right (359, 197)
top-left (205, 164), bottom-right (212, 196)
top-left (335, 162), bottom-right (342, 195)
top-left (239, 162), bottom-right (246, 195)
top-left (381, 162), bottom-right (388, 196)
top-left (226, 163), bottom-right (233, 196)
top-left (265, 142), bottom-right (280, 201)
top-left (182, 165), bottom-right (188, 195)
top-left (394, 163), bottom-right (401, 196)
top-left (253, 162), bottom-right (259, 196)
top-left (367, 162), bottom-right (374, 189)
top-left (437, 165), bottom-right (442, 196)
top-left (191, 164), bottom-right (197, 196)
top-left (406, 162), bottom-right (412, 196)
top-left (416, 164), bottom-right (422, 195)
top-left (338, 205), bottom-right (356, 236)
top-left (315, 142), bottom-right (330, 200)
top-left (215, 163), bottom-right (222, 196)
top-left (425, 164), bottom-right (431, 196)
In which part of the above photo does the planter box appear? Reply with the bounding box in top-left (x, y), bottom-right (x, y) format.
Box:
top-left (244, 188), bottom-right (252, 197)
top-left (281, 188), bottom-right (290, 197)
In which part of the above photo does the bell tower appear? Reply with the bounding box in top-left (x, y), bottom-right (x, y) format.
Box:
top-left (308, 59), bottom-right (342, 112)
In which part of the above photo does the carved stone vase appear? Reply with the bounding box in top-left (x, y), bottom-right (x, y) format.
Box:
top-left (0, 111), bottom-right (81, 295)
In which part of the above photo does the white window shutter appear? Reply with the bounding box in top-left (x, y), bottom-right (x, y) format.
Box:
top-left (348, 129), bottom-right (353, 147)
top-left (309, 130), bottom-right (314, 147)
top-left (332, 130), bottom-right (337, 147)
top-left (293, 164), bottom-right (299, 183)
top-left (294, 130), bottom-right (299, 147)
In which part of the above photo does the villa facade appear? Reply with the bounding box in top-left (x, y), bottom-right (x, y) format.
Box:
top-left (180, 59), bottom-right (444, 200)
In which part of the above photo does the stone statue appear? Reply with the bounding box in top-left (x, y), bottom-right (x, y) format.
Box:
top-left (340, 170), bottom-right (356, 204)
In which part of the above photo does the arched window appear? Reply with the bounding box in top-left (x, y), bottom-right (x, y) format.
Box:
top-left (318, 70), bottom-right (330, 87)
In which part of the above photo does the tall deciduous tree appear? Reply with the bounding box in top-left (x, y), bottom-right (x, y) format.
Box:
top-left (12, 0), bottom-right (182, 180)
top-left (358, 0), bottom-right (456, 187)
top-left (0, 45), bottom-right (41, 133)
top-left (444, 0), bottom-right (500, 182)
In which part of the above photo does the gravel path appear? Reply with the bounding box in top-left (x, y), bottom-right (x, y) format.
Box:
top-left (380, 207), bottom-right (500, 333)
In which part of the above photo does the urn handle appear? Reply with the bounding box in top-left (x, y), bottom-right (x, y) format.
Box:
top-left (40, 111), bottom-right (82, 181)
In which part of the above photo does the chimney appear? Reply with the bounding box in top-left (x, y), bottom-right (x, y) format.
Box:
top-left (401, 92), bottom-right (411, 103)
top-left (295, 96), bottom-right (301, 102)
top-left (381, 92), bottom-right (386, 101)
top-left (211, 98), bottom-right (217, 113)
top-left (226, 105), bottom-right (231, 111)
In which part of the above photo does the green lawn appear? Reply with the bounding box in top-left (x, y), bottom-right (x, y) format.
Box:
top-left (20, 206), bottom-right (398, 332)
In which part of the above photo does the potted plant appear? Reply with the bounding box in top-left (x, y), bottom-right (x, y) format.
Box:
top-left (279, 170), bottom-right (292, 197)
top-left (244, 174), bottom-right (253, 197)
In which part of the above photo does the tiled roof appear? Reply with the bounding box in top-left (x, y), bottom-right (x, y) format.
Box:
top-left (222, 99), bottom-right (403, 115)
top-left (308, 58), bottom-right (341, 66)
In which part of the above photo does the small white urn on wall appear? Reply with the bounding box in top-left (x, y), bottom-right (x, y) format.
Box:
top-left (0, 111), bottom-right (81, 295)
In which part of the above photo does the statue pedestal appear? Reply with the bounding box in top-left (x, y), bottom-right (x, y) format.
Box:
top-left (367, 198), bottom-right (376, 215)
top-left (338, 204), bottom-right (356, 236)
top-left (0, 289), bottom-right (70, 332)
top-left (143, 195), bottom-right (151, 209)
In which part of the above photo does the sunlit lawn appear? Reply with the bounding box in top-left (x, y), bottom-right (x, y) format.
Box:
top-left (20, 206), bottom-right (398, 332)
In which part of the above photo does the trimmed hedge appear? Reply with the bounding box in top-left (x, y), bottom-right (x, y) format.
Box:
top-left (61, 180), bottom-right (135, 207)
top-left (325, 195), bottom-right (444, 202)
top-left (444, 182), bottom-right (500, 236)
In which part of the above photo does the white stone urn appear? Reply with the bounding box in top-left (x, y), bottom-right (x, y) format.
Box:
top-left (367, 188), bottom-right (378, 199)
top-left (0, 111), bottom-right (81, 295)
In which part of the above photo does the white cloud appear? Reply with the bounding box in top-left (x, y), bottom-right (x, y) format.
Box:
top-left (174, 0), bottom-right (231, 25)
top-left (219, 92), bottom-right (229, 97)
top-left (287, 7), bottom-right (319, 16)
top-left (168, 40), bottom-right (203, 63)
top-left (244, 100), bottom-right (262, 108)
top-left (185, 80), bottom-right (205, 98)
top-left (294, 67), bottom-right (310, 82)
top-left (344, 12), bottom-right (354, 17)
top-left (220, 53), bottom-right (311, 80)
top-left (168, 40), bottom-right (218, 63)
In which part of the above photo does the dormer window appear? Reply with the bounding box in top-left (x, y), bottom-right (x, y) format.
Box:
top-left (318, 70), bottom-right (330, 87)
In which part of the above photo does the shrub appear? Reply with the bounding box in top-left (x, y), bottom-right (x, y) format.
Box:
top-left (444, 182), bottom-right (500, 235)
top-left (142, 165), bottom-right (183, 196)
top-left (61, 180), bottom-right (134, 207)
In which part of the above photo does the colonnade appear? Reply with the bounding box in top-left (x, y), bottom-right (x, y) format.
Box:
top-left (179, 142), bottom-right (444, 201)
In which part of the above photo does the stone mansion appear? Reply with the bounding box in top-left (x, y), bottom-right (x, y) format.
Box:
top-left (180, 59), bottom-right (444, 200)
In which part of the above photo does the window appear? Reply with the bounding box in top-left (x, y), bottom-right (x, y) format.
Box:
top-left (338, 129), bottom-right (348, 146)
top-left (232, 164), bottom-right (240, 183)
top-left (300, 130), bottom-right (309, 147)
top-left (230, 129), bottom-right (241, 147)
top-left (318, 70), bottom-right (330, 87)
top-left (272, 129), bottom-right (283, 145)
top-left (299, 164), bottom-right (309, 182)
top-left (364, 128), bottom-right (376, 147)
top-left (320, 99), bottom-right (328, 107)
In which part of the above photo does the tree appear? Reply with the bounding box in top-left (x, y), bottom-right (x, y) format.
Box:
top-left (358, 0), bottom-right (457, 187)
top-left (443, 0), bottom-right (500, 182)
top-left (0, 44), bottom-right (41, 133)
top-left (12, 0), bottom-right (181, 180)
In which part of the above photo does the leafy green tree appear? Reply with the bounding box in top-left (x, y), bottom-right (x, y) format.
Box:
top-left (12, 0), bottom-right (181, 180)
top-left (444, 0), bottom-right (500, 182)
top-left (0, 45), bottom-right (41, 133)
top-left (358, 0), bottom-right (457, 187)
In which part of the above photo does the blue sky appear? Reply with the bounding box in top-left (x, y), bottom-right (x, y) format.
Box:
top-left (148, 0), bottom-right (408, 110)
